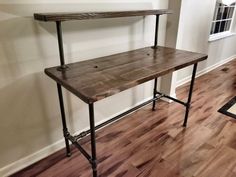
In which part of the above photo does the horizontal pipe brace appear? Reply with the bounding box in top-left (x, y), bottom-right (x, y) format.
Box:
top-left (155, 91), bottom-right (187, 106)
top-left (74, 95), bottom-right (163, 141)
top-left (75, 130), bottom-right (90, 140)
top-left (66, 133), bottom-right (92, 163)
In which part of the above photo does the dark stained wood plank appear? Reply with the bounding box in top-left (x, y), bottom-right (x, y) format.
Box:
top-left (34, 9), bottom-right (172, 22)
top-left (10, 59), bottom-right (236, 177)
top-left (45, 46), bottom-right (207, 103)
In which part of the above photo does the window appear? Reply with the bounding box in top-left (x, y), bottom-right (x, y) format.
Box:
top-left (210, 1), bottom-right (236, 40)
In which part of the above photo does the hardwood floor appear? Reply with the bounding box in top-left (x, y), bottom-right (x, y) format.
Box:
top-left (11, 59), bottom-right (236, 177)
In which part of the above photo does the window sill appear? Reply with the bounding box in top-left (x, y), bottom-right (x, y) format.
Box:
top-left (209, 32), bottom-right (236, 42)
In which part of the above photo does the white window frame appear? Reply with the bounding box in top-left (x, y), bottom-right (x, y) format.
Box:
top-left (209, 2), bottom-right (236, 42)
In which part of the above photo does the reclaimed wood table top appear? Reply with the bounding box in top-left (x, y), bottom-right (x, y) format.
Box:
top-left (45, 46), bottom-right (207, 104)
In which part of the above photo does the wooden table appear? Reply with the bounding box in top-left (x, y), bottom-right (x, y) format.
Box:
top-left (34, 9), bottom-right (207, 177)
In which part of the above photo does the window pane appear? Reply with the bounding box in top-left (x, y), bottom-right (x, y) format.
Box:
top-left (223, 7), bottom-right (230, 19)
top-left (213, 3), bottom-right (220, 20)
top-left (217, 6), bottom-right (224, 20)
top-left (225, 20), bottom-right (232, 31)
top-left (214, 22), bottom-right (221, 33)
top-left (211, 22), bottom-right (216, 34)
top-left (227, 7), bottom-right (232, 18)
top-left (228, 7), bottom-right (235, 18)
top-left (219, 20), bottom-right (226, 32)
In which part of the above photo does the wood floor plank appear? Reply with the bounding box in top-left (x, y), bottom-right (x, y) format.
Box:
top-left (193, 146), bottom-right (236, 177)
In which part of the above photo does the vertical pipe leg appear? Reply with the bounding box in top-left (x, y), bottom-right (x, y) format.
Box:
top-left (152, 78), bottom-right (158, 111)
top-left (89, 104), bottom-right (97, 177)
top-left (55, 21), bottom-right (71, 156)
top-left (56, 21), bottom-right (68, 71)
top-left (154, 15), bottom-right (159, 48)
top-left (183, 63), bottom-right (198, 127)
top-left (152, 15), bottom-right (159, 111)
top-left (57, 84), bottom-right (71, 157)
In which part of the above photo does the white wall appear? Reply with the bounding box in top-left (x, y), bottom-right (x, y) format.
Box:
top-left (160, 0), bottom-right (182, 99)
top-left (0, 1), bottom-right (169, 176)
top-left (176, 0), bottom-right (236, 84)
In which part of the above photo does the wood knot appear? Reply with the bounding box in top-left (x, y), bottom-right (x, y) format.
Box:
top-left (221, 67), bottom-right (229, 72)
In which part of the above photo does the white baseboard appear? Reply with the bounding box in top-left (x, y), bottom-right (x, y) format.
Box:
top-left (176, 55), bottom-right (236, 87)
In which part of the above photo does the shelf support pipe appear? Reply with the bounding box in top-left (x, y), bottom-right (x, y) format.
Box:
top-left (152, 15), bottom-right (160, 111)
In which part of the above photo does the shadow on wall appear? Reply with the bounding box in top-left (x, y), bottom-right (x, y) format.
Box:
top-left (0, 2), bottom-right (156, 169)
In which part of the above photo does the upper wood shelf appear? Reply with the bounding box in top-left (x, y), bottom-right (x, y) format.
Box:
top-left (34, 9), bottom-right (172, 22)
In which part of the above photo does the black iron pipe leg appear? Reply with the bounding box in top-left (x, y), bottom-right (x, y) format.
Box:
top-left (56, 21), bottom-right (65, 66)
top-left (89, 104), bottom-right (97, 177)
top-left (55, 21), bottom-right (71, 156)
top-left (183, 63), bottom-right (198, 127)
top-left (152, 78), bottom-right (158, 111)
top-left (154, 15), bottom-right (159, 48)
top-left (152, 15), bottom-right (159, 110)
top-left (56, 21), bottom-right (68, 71)
top-left (57, 84), bottom-right (71, 156)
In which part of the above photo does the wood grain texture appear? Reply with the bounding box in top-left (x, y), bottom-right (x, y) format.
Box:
top-left (45, 46), bottom-right (207, 103)
top-left (34, 9), bottom-right (172, 22)
top-left (11, 59), bottom-right (236, 177)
